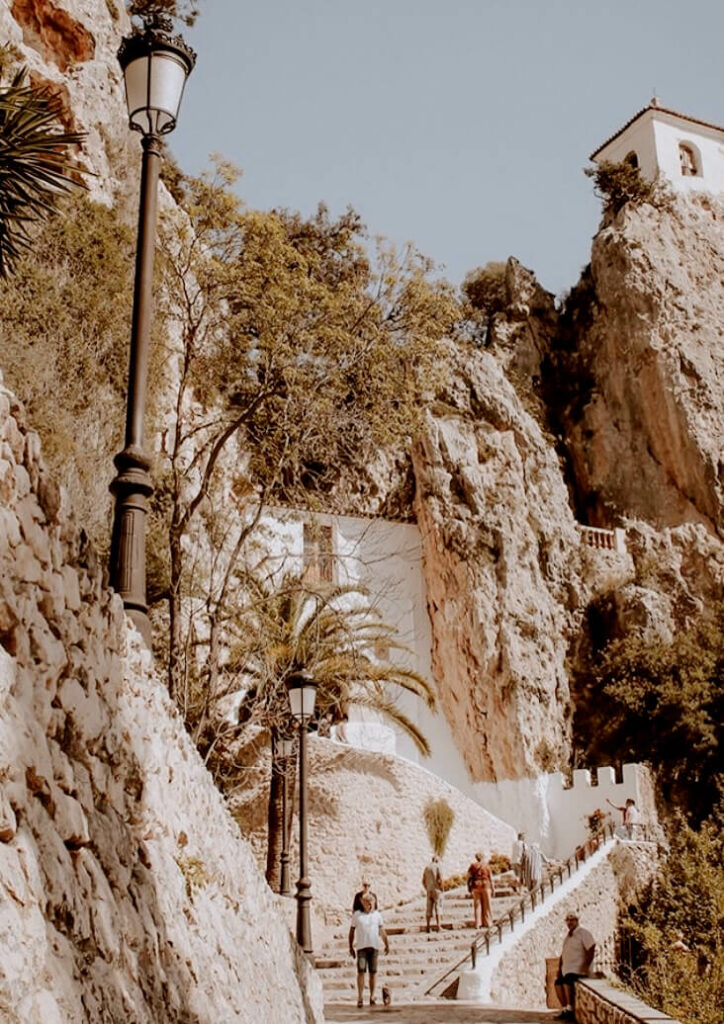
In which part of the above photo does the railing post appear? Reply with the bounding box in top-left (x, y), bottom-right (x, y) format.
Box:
top-left (471, 943), bottom-right (476, 969)
top-left (485, 933), bottom-right (490, 955)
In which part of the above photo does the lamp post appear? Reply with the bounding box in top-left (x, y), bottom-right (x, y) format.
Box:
top-left (285, 671), bottom-right (318, 956)
top-left (109, 15), bottom-right (195, 643)
top-left (278, 733), bottom-right (295, 897)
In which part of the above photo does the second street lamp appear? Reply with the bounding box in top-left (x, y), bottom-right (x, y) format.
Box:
top-left (109, 15), bottom-right (195, 643)
top-left (278, 733), bottom-right (295, 898)
top-left (285, 671), bottom-right (318, 956)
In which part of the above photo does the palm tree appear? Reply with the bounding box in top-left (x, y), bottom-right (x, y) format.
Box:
top-left (227, 572), bottom-right (436, 890)
top-left (0, 69), bottom-right (86, 277)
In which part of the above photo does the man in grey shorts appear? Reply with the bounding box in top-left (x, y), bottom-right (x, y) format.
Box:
top-left (349, 892), bottom-right (389, 1007)
top-left (422, 854), bottom-right (443, 932)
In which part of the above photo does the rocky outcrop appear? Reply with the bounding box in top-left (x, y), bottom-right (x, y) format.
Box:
top-left (585, 518), bottom-right (723, 644)
top-left (562, 194), bottom-right (723, 535)
top-left (412, 343), bottom-right (586, 783)
top-left (11, 0), bottom-right (95, 70)
top-left (0, 379), bottom-right (323, 1023)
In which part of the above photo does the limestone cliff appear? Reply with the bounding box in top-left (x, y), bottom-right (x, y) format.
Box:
top-left (559, 194), bottom-right (723, 536)
top-left (412, 345), bottom-right (582, 783)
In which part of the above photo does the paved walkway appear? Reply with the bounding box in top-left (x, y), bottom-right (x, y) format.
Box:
top-left (324, 1001), bottom-right (557, 1024)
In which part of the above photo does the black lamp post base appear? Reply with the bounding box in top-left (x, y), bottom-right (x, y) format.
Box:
top-left (295, 875), bottom-right (314, 957)
top-left (109, 444), bottom-right (153, 645)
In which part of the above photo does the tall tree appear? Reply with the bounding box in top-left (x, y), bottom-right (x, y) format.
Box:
top-left (212, 572), bottom-right (436, 889)
top-left (155, 161), bottom-right (459, 703)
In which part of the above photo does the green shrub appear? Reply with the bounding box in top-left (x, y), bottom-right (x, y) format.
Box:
top-left (584, 160), bottom-right (673, 217)
top-left (618, 808), bottom-right (724, 1024)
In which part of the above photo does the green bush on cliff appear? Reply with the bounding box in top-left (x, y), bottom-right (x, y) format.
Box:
top-left (618, 807), bottom-right (724, 1024)
top-left (585, 159), bottom-right (673, 217)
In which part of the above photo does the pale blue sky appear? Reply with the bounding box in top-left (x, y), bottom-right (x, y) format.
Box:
top-left (171, 0), bottom-right (723, 296)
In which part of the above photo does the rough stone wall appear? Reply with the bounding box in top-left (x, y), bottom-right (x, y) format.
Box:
top-left (0, 379), bottom-right (323, 1023)
top-left (412, 344), bottom-right (586, 784)
top-left (576, 979), bottom-right (681, 1024)
top-left (232, 737), bottom-right (515, 947)
top-left (564, 194), bottom-right (723, 535)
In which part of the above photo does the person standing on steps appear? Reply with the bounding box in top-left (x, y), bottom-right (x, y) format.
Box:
top-left (352, 877), bottom-right (378, 912)
top-left (607, 797), bottom-right (640, 839)
top-left (349, 891), bottom-right (389, 1008)
top-left (421, 854), bottom-right (443, 933)
top-left (467, 851), bottom-right (493, 928)
top-left (554, 912), bottom-right (595, 1021)
top-left (511, 831), bottom-right (526, 883)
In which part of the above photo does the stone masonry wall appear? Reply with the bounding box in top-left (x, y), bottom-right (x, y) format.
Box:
top-left (0, 378), bottom-right (323, 1023)
top-left (576, 978), bottom-right (681, 1024)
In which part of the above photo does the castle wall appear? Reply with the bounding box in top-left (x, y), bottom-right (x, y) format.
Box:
top-left (473, 763), bottom-right (657, 860)
top-left (0, 380), bottom-right (323, 1023)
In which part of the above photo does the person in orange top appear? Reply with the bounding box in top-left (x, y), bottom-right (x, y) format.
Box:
top-left (467, 851), bottom-right (493, 928)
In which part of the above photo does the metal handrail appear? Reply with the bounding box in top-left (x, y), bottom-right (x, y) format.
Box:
top-left (424, 823), bottom-right (616, 997)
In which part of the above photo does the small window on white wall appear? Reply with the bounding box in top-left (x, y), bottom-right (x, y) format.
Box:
top-left (679, 143), bottom-right (700, 177)
top-left (624, 150), bottom-right (639, 169)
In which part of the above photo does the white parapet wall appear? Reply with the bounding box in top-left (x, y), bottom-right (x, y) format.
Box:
top-left (473, 763), bottom-right (657, 860)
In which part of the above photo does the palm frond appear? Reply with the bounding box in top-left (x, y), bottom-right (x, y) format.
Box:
top-left (0, 69), bottom-right (87, 276)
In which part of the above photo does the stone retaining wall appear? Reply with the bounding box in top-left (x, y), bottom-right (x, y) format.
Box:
top-left (577, 978), bottom-right (681, 1024)
top-left (0, 379), bottom-right (323, 1023)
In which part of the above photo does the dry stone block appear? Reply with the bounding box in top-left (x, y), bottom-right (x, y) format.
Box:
top-left (0, 791), bottom-right (17, 842)
top-left (0, 507), bottom-right (21, 548)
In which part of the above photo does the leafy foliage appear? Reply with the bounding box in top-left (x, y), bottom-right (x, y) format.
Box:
top-left (574, 605), bottom-right (723, 824)
top-left (584, 159), bottom-right (673, 217)
top-left (0, 69), bottom-right (86, 277)
top-left (618, 808), bottom-right (724, 1024)
top-left (202, 570), bottom-right (436, 887)
top-left (0, 195), bottom-right (143, 547)
top-left (424, 798), bottom-right (455, 858)
top-left (127, 1), bottom-right (202, 27)
top-left (155, 161), bottom-right (459, 699)
top-left (460, 261), bottom-right (507, 345)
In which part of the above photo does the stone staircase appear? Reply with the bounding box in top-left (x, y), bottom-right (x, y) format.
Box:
top-left (315, 883), bottom-right (521, 1005)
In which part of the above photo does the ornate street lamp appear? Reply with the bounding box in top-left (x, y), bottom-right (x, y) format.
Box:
top-left (109, 15), bottom-right (195, 643)
top-left (278, 733), bottom-right (295, 897)
top-left (285, 671), bottom-right (318, 956)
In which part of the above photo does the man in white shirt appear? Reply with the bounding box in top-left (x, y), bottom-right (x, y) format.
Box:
top-left (349, 892), bottom-right (389, 1008)
top-left (554, 913), bottom-right (595, 1020)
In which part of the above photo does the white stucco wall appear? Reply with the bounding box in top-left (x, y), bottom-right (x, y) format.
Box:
top-left (593, 108), bottom-right (724, 195)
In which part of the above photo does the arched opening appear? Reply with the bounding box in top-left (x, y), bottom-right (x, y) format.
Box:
top-left (679, 143), bottom-right (700, 177)
top-left (624, 150), bottom-right (639, 169)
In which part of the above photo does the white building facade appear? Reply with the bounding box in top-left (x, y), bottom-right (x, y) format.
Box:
top-left (591, 100), bottom-right (724, 195)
